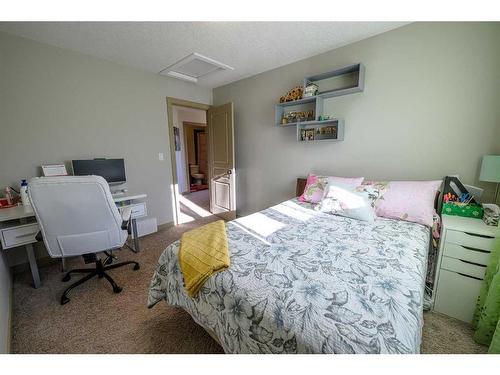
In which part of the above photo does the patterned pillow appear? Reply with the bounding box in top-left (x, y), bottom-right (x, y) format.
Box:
top-left (357, 181), bottom-right (390, 207)
top-left (373, 180), bottom-right (442, 227)
top-left (316, 183), bottom-right (376, 222)
top-left (298, 174), bottom-right (364, 203)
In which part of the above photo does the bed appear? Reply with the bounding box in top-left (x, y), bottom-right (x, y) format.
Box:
top-left (148, 180), bottom-right (431, 354)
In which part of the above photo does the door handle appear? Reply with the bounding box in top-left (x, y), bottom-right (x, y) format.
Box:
top-left (213, 170), bottom-right (232, 181)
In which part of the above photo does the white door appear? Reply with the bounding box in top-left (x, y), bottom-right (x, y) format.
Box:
top-left (207, 103), bottom-right (236, 220)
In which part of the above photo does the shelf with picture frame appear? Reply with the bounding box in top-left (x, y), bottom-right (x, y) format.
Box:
top-left (275, 63), bottom-right (364, 141)
top-left (297, 119), bottom-right (344, 142)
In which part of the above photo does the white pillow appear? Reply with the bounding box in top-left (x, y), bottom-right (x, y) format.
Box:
top-left (315, 183), bottom-right (376, 223)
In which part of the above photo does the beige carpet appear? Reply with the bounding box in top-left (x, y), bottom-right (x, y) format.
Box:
top-left (11, 216), bottom-right (487, 354)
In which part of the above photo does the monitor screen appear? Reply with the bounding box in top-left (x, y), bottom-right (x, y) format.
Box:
top-left (72, 159), bottom-right (126, 185)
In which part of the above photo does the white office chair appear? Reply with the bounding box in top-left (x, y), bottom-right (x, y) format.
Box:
top-left (28, 175), bottom-right (140, 305)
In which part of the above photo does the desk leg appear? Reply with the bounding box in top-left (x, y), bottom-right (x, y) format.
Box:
top-left (125, 218), bottom-right (140, 253)
top-left (132, 218), bottom-right (140, 252)
top-left (26, 243), bottom-right (41, 289)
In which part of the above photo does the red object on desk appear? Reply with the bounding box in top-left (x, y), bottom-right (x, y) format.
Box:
top-left (0, 198), bottom-right (16, 209)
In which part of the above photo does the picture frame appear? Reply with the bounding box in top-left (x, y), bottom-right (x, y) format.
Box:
top-left (300, 129), bottom-right (307, 141)
top-left (173, 126), bottom-right (181, 151)
top-left (305, 129), bottom-right (315, 141)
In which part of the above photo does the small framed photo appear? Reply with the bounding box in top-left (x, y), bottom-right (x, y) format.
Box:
top-left (173, 127), bottom-right (181, 151)
top-left (300, 129), bottom-right (307, 141)
top-left (305, 129), bottom-right (315, 141)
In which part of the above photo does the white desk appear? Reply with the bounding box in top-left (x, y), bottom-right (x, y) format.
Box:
top-left (0, 193), bottom-right (147, 289)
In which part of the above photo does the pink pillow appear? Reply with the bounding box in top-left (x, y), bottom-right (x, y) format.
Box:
top-left (374, 180), bottom-right (442, 227)
top-left (298, 174), bottom-right (364, 203)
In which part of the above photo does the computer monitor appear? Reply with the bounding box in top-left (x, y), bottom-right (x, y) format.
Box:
top-left (72, 159), bottom-right (126, 186)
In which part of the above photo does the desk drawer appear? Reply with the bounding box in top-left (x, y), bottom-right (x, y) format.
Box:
top-left (131, 203), bottom-right (147, 219)
top-left (445, 229), bottom-right (494, 252)
top-left (119, 203), bottom-right (147, 219)
top-left (441, 256), bottom-right (486, 280)
top-left (1, 223), bottom-right (39, 249)
top-left (443, 242), bottom-right (491, 266)
top-left (434, 269), bottom-right (482, 322)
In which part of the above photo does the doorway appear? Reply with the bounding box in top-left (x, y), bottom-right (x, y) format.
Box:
top-left (167, 97), bottom-right (235, 225)
top-left (169, 101), bottom-right (211, 224)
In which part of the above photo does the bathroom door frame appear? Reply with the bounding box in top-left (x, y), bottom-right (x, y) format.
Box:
top-left (182, 121), bottom-right (207, 192)
top-left (166, 97), bottom-right (210, 226)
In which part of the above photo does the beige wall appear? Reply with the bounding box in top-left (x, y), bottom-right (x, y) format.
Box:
top-left (213, 22), bottom-right (500, 216)
top-left (0, 31), bottom-right (211, 224)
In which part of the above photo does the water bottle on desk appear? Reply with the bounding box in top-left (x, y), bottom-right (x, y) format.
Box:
top-left (20, 179), bottom-right (32, 210)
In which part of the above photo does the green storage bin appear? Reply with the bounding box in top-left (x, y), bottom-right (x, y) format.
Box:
top-left (441, 202), bottom-right (484, 219)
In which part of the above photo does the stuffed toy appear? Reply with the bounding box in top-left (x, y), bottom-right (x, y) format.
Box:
top-left (279, 86), bottom-right (303, 103)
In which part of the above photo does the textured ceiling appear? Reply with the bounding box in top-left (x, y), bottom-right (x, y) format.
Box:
top-left (0, 22), bottom-right (408, 88)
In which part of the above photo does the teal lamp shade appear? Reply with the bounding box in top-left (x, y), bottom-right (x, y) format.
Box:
top-left (479, 155), bottom-right (500, 182)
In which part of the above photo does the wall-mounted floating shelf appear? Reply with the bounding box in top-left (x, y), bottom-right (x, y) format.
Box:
top-left (297, 119), bottom-right (344, 142)
top-left (304, 63), bottom-right (365, 99)
top-left (275, 63), bottom-right (364, 142)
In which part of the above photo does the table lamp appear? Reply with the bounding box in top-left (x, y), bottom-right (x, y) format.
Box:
top-left (479, 155), bottom-right (500, 203)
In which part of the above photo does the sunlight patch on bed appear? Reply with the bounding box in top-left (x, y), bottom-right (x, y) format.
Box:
top-left (327, 186), bottom-right (367, 209)
top-left (235, 213), bottom-right (286, 238)
top-left (271, 202), bottom-right (315, 221)
top-left (231, 221), bottom-right (272, 245)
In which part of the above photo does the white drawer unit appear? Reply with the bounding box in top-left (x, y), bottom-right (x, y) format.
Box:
top-left (433, 215), bottom-right (498, 323)
top-left (0, 222), bottom-right (40, 250)
top-left (442, 242), bottom-right (491, 266)
top-left (433, 269), bottom-right (483, 322)
top-left (445, 229), bottom-right (495, 251)
top-left (440, 256), bottom-right (487, 280)
top-left (119, 202), bottom-right (147, 219)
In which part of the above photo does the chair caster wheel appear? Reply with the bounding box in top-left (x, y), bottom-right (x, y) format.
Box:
top-left (133, 264), bottom-right (140, 271)
top-left (61, 295), bottom-right (70, 305)
top-left (113, 286), bottom-right (122, 294)
top-left (62, 274), bottom-right (71, 282)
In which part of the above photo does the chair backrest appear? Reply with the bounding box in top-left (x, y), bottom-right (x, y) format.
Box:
top-left (28, 175), bottom-right (126, 258)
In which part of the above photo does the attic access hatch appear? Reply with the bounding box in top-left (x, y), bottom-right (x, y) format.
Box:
top-left (159, 53), bottom-right (234, 83)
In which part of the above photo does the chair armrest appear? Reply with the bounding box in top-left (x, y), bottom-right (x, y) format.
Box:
top-left (121, 207), bottom-right (132, 231)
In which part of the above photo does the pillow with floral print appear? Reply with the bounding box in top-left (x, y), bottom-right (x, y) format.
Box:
top-left (298, 174), bottom-right (364, 203)
top-left (373, 180), bottom-right (442, 227)
top-left (316, 182), bottom-right (376, 222)
top-left (357, 181), bottom-right (390, 208)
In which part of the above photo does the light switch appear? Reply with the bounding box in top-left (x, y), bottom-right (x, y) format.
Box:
top-left (158, 152), bottom-right (165, 161)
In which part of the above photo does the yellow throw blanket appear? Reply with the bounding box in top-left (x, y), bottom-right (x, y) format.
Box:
top-left (179, 220), bottom-right (230, 297)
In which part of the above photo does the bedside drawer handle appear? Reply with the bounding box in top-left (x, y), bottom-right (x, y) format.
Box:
top-left (461, 245), bottom-right (490, 254)
top-left (457, 272), bottom-right (483, 281)
top-left (463, 232), bottom-right (494, 239)
top-left (459, 259), bottom-right (487, 268)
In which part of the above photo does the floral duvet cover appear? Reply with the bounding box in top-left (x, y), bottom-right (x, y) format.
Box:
top-left (148, 198), bottom-right (430, 353)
